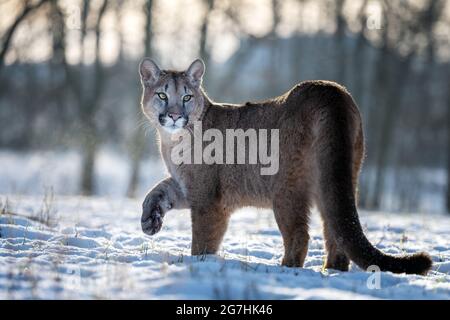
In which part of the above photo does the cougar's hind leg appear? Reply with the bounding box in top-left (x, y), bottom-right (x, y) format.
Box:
top-left (273, 187), bottom-right (311, 268)
top-left (317, 196), bottom-right (350, 271)
top-left (317, 118), bottom-right (364, 272)
top-left (321, 218), bottom-right (350, 271)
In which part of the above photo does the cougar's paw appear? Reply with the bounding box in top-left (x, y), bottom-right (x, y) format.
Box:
top-left (141, 192), bottom-right (171, 236)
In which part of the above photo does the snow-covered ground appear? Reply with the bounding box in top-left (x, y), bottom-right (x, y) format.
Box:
top-left (0, 150), bottom-right (448, 299)
top-left (0, 195), bottom-right (449, 300)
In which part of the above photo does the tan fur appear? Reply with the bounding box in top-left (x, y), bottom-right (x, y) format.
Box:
top-left (139, 58), bottom-right (432, 275)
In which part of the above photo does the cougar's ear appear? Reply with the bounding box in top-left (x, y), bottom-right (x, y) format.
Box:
top-left (186, 58), bottom-right (205, 87)
top-left (139, 58), bottom-right (161, 86)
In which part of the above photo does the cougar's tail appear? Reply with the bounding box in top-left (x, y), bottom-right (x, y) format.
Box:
top-left (315, 89), bottom-right (432, 275)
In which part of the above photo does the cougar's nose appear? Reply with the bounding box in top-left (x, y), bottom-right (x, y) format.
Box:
top-left (168, 113), bottom-right (182, 121)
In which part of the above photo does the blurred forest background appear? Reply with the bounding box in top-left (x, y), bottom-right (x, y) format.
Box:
top-left (0, 0), bottom-right (449, 214)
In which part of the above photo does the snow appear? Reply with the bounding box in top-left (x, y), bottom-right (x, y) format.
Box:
top-left (0, 150), bottom-right (164, 197)
top-left (0, 195), bottom-right (449, 300)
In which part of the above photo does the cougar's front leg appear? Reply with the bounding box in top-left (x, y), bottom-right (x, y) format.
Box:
top-left (191, 203), bottom-right (230, 256)
top-left (141, 177), bottom-right (187, 236)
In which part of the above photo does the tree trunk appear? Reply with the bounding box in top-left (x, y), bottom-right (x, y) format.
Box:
top-left (447, 74), bottom-right (450, 214)
top-left (199, 0), bottom-right (215, 65)
top-left (363, 46), bottom-right (389, 209)
top-left (361, 2), bottom-right (390, 210)
top-left (370, 53), bottom-right (414, 210)
top-left (81, 134), bottom-right (98, 195)
top-left (352, 0), bottom-right (369, 108)
top-left (126, 131), bottom-right (146, 197)
top-left (334, 0), bottom-right (347, 85)
top-left (78, 0), bottom-right (109, 196)
top-left (126, 0), bottom-right (154, 198)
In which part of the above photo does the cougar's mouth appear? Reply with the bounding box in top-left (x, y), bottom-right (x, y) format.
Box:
top-left (158, 114), bottom-right (188, 134)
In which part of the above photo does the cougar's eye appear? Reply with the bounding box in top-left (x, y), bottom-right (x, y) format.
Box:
top-left (183, 95), bottom-right (192, 102)
top-left (157, 92), bottom-right (167, 100)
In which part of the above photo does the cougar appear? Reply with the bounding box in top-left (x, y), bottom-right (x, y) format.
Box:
top-left (138, 58), bottom-right (432, 275)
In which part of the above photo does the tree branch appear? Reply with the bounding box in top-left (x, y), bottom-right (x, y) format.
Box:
top-left (0, 0), bottom-right (49, 71)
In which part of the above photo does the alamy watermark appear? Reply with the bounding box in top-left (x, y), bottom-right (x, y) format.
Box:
top-left (366, 265), bottom-right (381, 290)
top-left (170, 121), bottom-right (280, 176)
top-left (366, 3), bottom-right (383, 31)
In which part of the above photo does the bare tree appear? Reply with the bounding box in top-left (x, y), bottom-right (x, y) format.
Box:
top-left (266, 0), bottom-right (282, 95)
top-left (351, 0), bottom-right (369, 107)
top-left (79, 0), bottom-right (109, 195)
top-left (334, 0), bottom-right (347, 85)
top-left (199, 0), bottom-right (215, 65)
top-left (60, 0), bottom-right (89, 114)
top-left (0, 0), bottom-right (49, 73)
top-left (126, 0), bottom-right (154, 198)
top-left (415, 0), bottom-right (445, 143)
top-left (270, 0), bottom-right (281, 36)
top-left (47, 0), bottom-right (69, 134)
top-left (58, 0), bottom-right (109, 195)
top-left (114, 0), bottom-right (126, 63)
top-left (447, 65), bottom-right (450, 214)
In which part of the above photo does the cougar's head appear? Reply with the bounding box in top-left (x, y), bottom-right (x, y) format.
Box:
top-left (139, 58), bottom-right (206, 135)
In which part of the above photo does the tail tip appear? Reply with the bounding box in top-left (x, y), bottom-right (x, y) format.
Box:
top-left (408, 252), bottom-right (433, 275)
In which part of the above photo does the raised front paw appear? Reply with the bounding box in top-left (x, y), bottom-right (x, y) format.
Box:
top-left (141, 191), bottom-right (172, 236)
